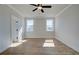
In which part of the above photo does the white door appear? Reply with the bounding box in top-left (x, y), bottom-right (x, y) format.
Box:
top-left (11, 15), bottom-right (19, 42)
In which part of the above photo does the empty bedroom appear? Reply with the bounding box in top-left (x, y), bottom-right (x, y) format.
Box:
top-left (0, 4), bottom-right (79, 55)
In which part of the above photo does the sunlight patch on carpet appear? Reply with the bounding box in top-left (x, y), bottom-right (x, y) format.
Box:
top-left (45, 40), bottom-right (54, 43)
top-left (10, 40), bottom-right (27, 47)
top-left (43, 39), bottom-right (55, 47)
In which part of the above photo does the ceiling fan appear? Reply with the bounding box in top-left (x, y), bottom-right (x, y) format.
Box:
top-left (30, 4), bottom-right (52, 13)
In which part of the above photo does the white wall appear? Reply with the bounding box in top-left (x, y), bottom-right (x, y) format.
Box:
top-left (24, 17), bottom-right (55, 38)
top-left (0, 5), bottom-right (24, 53)
top-left (55, 5), bottom-right (79, 52)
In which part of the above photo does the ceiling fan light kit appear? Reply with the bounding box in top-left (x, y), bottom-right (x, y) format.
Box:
top-left (38, 6), bottom-right (42, 10)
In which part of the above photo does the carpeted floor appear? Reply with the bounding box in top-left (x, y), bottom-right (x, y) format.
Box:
top-left (1, 38), bottom-right (79, 55)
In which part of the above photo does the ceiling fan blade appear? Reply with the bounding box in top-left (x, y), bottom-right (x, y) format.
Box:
top-left (30, 4), bottom-right (37, 6)
top-left (42, 6), bottom-right (52, 8)
top-left (41, 9), bottom-right (44, 13)
top-left (37, 4), bottom-right (40, 6)
top-left (33, 8), bottom-right (38, 11)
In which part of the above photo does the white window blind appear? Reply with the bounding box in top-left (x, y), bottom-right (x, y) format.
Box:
top-left (26, 19), bottom-right (34, 32)
top-left (46, 19), bottom-right (54, 31)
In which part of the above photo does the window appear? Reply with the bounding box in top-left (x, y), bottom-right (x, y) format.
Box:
top-left (26, 19), bottom-right (34, 32)
top-left (46, 19), bottom-right (54, 31)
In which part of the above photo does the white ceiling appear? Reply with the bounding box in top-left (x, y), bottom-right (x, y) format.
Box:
top-left (9, 4), bottom-right (68, 18)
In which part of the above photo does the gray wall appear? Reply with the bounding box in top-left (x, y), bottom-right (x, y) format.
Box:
top-left (55, 5), bottom-right (79, 52)
top-left (24, 17), bottom-right (55, 38)
top-left (0, 5), bottom-right (24, 53)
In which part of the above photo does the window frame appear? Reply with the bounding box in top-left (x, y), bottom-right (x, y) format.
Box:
top-left (46, 19), bottom-right (54, 31)
top-left (26, 19), bottom-right (34, 32)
